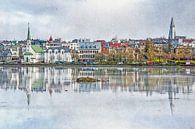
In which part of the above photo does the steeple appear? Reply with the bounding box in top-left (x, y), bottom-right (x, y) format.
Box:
top-left (168, 17), bottom-right (176, 40)
top-left (27, 23), bottom-right (31, 40)
top-left (49, 35), bottom-right (53, 42)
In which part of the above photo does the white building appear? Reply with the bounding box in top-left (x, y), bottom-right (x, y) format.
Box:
top-left (45, 36), bottom-right (62, 49)
top-left (44, 47), bottom-right (72, 63)
top-left (62, 42), bottom-right (79, 51)
top-left (10, 45), bottom-right (20, 61)
top-left (23, 23), bottom-right (44, 64)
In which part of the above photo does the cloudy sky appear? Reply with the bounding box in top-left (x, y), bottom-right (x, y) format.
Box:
top-left (0, 0), bottom-right (195, 41)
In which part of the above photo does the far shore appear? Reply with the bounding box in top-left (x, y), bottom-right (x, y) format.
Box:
top-left (0, 64), bottom-right (195, 67)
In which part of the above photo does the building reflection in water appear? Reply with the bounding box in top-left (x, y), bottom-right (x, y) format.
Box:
top-left (0, 66), bottom-right (194, 110)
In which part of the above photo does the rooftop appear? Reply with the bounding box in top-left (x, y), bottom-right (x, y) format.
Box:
top-left (31, 45), bottom-right (44, 53)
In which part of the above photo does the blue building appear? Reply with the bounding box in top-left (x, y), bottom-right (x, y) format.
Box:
top-left (79, 42), bottom-right (101, 63)
top-left (0, 49), bottom-right (12, 63)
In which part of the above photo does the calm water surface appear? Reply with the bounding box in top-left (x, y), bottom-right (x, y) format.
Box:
top-left (0, 66), bottom-right (195, 129)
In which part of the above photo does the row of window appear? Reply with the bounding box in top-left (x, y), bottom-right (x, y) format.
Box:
top-left (80, 50), bottom-right (98, 54)
top-left (45, 58), bottom-right (71, 61)
top-left (48, 51), bottom-right (69, 54)
top-left (80, 45), bottom-right (97, 49)
top-left (80, 55), bottom-right (95, 58)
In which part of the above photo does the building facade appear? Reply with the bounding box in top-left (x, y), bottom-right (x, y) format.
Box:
top-left (23, 23), bottom-right (44, 64)
top-left (79, 42), bottom-right (101, 63)
top-left (44, 47), bottom-right (72, 63)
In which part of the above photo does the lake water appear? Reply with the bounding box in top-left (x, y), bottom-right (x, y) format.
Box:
top-left (0, 66), bottom-right (195, 129)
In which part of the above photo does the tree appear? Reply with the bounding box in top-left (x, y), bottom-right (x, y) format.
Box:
top-left (145, 40), bottom-right (156, 61)
top-left (176, 46), bottom-right (192, 60)
top-left (95, 53), bottom-right (104, 63)
top-left (107, 49), bottom-right (117, 64)
top-left (125, 48), bottom-right (134, 63)
top-left (70, 49), bottom-right (79, 63)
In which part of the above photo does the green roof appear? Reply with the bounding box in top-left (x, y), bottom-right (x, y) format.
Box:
top-left (31, 45), bottom-right (44, 53)
top-left (24, 52), bottom-right (33, 55)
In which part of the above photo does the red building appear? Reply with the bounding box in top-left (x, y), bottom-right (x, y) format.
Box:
top-left (96, 40), bottom-right (109, 54)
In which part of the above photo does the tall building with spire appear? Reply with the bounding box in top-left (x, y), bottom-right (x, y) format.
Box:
top-left (167, 17), bottom-right (177, 52)
top-left (26, 23), bottom-right (31, 50)
top-left (23, 23), bottom-right (44, 63)
top-left (168, 17), bottom-right (176, 41)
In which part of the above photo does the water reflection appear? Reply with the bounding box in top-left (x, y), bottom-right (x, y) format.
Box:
top-left (0, 67), bottom-right (194, 108)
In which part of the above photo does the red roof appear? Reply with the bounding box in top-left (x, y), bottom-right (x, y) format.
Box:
top-left (183, 39), bottom-right (194, 43)
top-left (109, 43), bottom-right (128, 48)
top-left (96, 40), bottom-right (106, 43)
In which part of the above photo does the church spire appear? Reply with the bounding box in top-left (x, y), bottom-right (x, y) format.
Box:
top-left (168, 17), bottom-right (176, 40)
top-left (27, 23), bottom-right (31, 40)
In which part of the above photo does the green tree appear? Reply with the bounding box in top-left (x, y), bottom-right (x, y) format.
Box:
top-left (95, 53), bottom-right (105, 63)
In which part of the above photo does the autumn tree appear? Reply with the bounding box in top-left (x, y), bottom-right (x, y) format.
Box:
top-left (176, 46), bottom-right (192, 60)
top-left (70, 49), bottom-right (79, 63)
top-left (95, 53), bottom-right (105, 63)
top-left (145, 40), bottom-right (156, 61)
top-left (124, 48), bottom-right (134, 63)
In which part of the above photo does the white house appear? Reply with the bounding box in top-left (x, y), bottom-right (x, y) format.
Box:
top-left (44, 47), bottom-right (72, 63)
top-left (10, 45), bottom-right (20, 61)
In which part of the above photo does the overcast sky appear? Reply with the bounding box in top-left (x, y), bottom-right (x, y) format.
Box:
top-left (0, 0), bottom-right (195, 41)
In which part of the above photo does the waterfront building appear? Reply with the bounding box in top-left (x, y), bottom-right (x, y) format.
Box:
top-left (0, 49), bottom-right (12, 63)
top-left (46, 36), bottom-right (62, 48)
top-left (78, 42), bottom-right (101, 63)
top-left (44, 47), bottom-right (72, 63)
top-left (23, 23), bottom-right (44, 63)
top-left (98, 40), bottom-right (109, 54)
top-left (45, 36), bottom-right (73, 63)
top-left (10, 45), bottom-right (21, 62)
top-left (62, 41), bottom-right (79, 51)
top-left (109, 42), bottom-right (128, 52)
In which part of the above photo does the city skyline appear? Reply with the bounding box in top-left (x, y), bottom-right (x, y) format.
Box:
top-left (0, 0), bottom-right (195, 40)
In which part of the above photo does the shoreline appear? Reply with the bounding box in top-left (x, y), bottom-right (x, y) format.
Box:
top-left (0, 64), bottom-right (194, 67)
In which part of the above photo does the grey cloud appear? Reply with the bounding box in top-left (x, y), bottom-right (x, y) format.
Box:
top-left (0, 0), bottom-right (195, 40)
